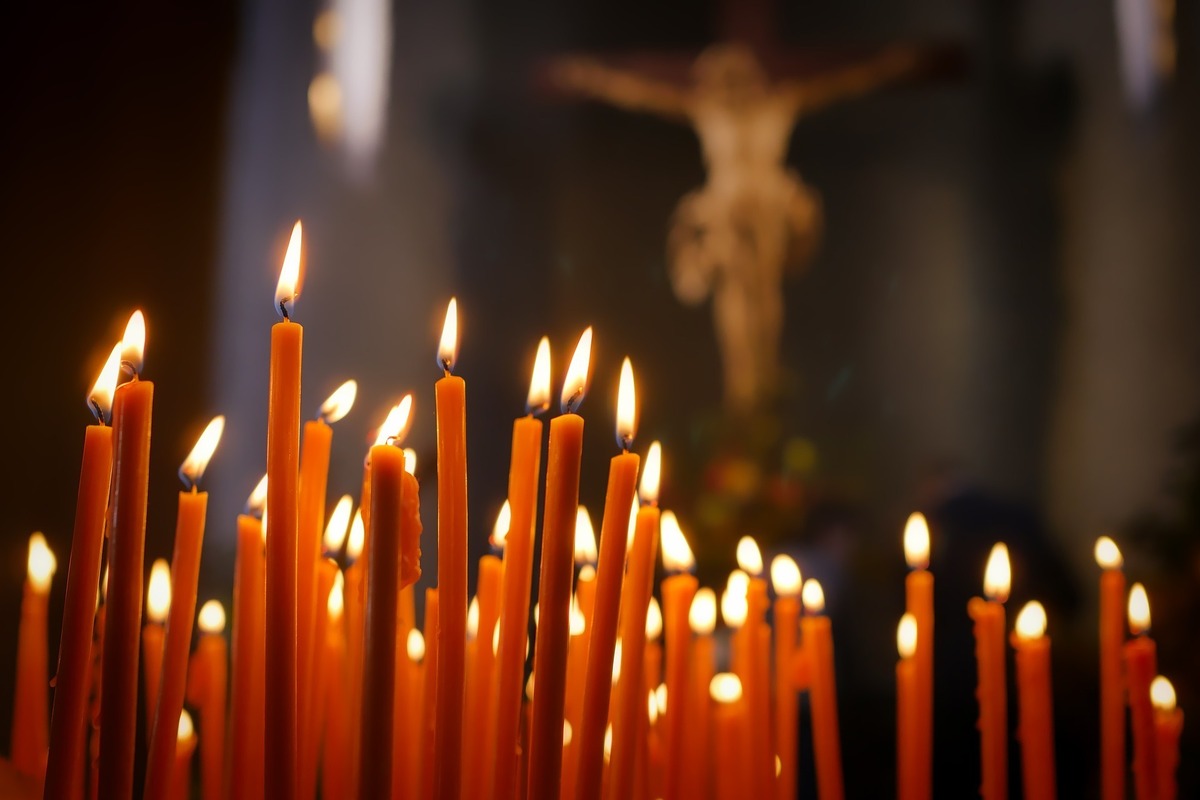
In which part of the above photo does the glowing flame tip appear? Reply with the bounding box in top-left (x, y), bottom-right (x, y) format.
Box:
top-left (274, 221), bottom-right (303, 319)
top-left (897, 613), bottom-right (917, 659)
top-left (801, 579), bottom-right (826, 614)
top-left (1151, 676), bottom-right (1176, 712)
top-left (639, 441), bottom-right (662, 505)
top-left (574, 506), bottom-right (597, 565)
top-left (615, 357), bottom-right (637, 449)
top-left (709, 673), bottom-right (742, 704)
top-left (659, 511), bottom-right (694, 573)
top-left (88, 342), bottom-right (123, 422)
top-left (179, 416), bottom-right (225, 489)
top-left (146, 559), bottom-right (172, 623)
top-left (1015, 601), bottom-right (1047, 641)
top-left (903, 512), bottom-right (930, 569)
top-left (27, 533), bottom-right (56, 592)
top-left (1128, 582), bottom-right (1150, 635)
top-left (560, 327), bottom-right (593, 414)
top-left (689, 587), bottom-right (717, 635)
top-left (319, 380), bottom-right (358, 424)
top-left (736, 536), bottom-right (763, 575)
top-left (770, 555), bottom-right (802, 597)
top-left (197, 600), bottom-right (226, 634)
top-left (1094, 536), bottom-right (1123, 570)
top-left (437, 298), bottom-right (459, 373)
top-left (983, 543), bottom-right (1011, 602)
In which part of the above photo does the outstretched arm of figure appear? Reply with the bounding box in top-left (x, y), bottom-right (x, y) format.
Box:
top-left (779, 46), bottom-right (922, 116)
top-left (551, 57), bottom-right (691, 120)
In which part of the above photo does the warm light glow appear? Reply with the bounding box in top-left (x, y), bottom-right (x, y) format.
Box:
top-left (373, 395), bottom-right (414, 446)
top-left (688, 588), bottom-right (717, 635)
top-left (615, 357), bottom-right (637, 450)
top-left (710, 673), bottom-right (742, 704)
top-left (319, 379), bottom-right (358, 424)
top-left (260, 504), bottom-right (268, 545)
top-left (1094, 536), bottom-right (1123, 570)
top-left (407, 629), bottom-right (426, 662)
top-left (659, 511), bottom-right (695, 573)
top-left (736, 536), bottom-right (763, 575)
top-left (640, 441), bottom-right (662, 505)
top-left (101, 563), bottom-right (109, 602)
top-left (121, 310), bottom-right (146, 375)
top-left (527, 336), bottom-right (552, 415)
top-left (579, 565), bottom-right (596, 583)
top-left (801, 579), bottom-right (826, 615)
top-left (983, 543), bottom-right (1011, 603)
top-left (533, 603), bottom-right (540, 628)
top-left (627, 496), bottom-right (639, 550)
top-left (275, 221), bottom-right (303, 318)
top-left (612, 639), bottom-right (623, 683)
top-left (328, 572), bottom-right (344, 620)
top-left (26, 533), bottom-right (56, 593)
top-left (177, 709), bottom-right (194, 743)
top-left (347, 510), bottom-right (365, 561)
top-left (403, 448), bottom-right (417, 475)
top-left (526, 672), bottom-right (536, 702)
top-left (179, 416), bottom-right (225, 489)
top-left (648, 690), bottom-right (659, 724)
top-left (146, 559), bottom-right (172, 623)
top-left (897, 613), bottom-right (917, 659)
top-left (323, 495), bottom-right (354, 553)
top-left (1015, 601), bottom-right (1047, 641)
top-left (490, 501), bottom-right (511, 550)
top-left (561, 327), bottom-right (593, 414)
top-left (1128, 583), bottom-right (1151, 635)
top-left (575, 506), bottom-right (598, 565)
top-left (1151, 676), bottom-right (1177, 713)
top-left (438, 297), bottom-right (459, 372)
top-left (726, 570), bottom-right (749, 597)
top-left (563, 720), bottom-right (573, 747)
top-left (197, 600), bottom-right (226, 634)
top-left (88, 342), bottom-right (122, 422)
top-left (903, 512), bottom-right (930, 570)
top-left (307, 72), bottom-right (343, 142)
top-left (467, 596), bottom-right (480, 639)
top-left (569, 594), bottom-right (586, 637)
top-left (770, 555), bottom-right (802, 597)
top-left (603, 724), bottom-right (613, 764)
top-left (492, 625), bottom-right (500, 657)
top-left (646, 597), bottom-right (663, 640)
top-left (721, 583), bottom-right (748, 629)
top-left (246, 474), bottom-right (268, 516)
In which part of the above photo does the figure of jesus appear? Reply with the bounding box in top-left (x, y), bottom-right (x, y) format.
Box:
top-left (556, 43), bottom-right (919, 411)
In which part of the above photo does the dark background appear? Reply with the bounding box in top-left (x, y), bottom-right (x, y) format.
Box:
top-left (2, 1), bottom-right (1198, 797)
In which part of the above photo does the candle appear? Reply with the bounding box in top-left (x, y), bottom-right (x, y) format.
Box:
top-left (306, 558), bottom-right (337, 800)
top-left (565, 507), bottom-right (598, 734)
top-left (45, 345), bottom-right (119, 799)
top-left (143, 558), bottom-right (171, 732)
top-left (679, 589), bottom-right (716, 800)
top-left (896, 613), bottom-right (918, 800)
top-left (98, 310), bottom-right (153, 800)
top-left (1125, 582), bottom-right (1158, 800)
top-left (10, 533), bottom-right (57, 780)
top-left (89, 576), bottom-right (107, 800)
top-left (1094, 535), bottom-right (1125, 800)
top-left (610, 442), bottom-right (662, 800)
top-left (710, 673), bottom-right (748, 800)
top-left (321, 573), bottom-right (349, 800)
top-left (171, 710), bottom-right (196, 800)
top-left (312, 507), bottom-right (349, 799)
top-left (343, 509), bottom-right (366, 797)
top-left (401, 629), bottom-right (428, 799)
top-left (186, 601), bottom-right (227, 800)
top-left (464, 553), bottom-right (503, 799)
top-left (1012, 601), bottom-right (1054, 800)
top-left (576, 354), bottom-right (641, 800)
top-left (802, 579), bottom-right (844, 800)
top-left (528, 327), bottom-right (593, 800)
top-left (1150, 676), bottom-right (1182, 800)
top-left (658, 510), bottom-right (696, 800)
top-left (228, 481), bottom-right (266, 800)
top-left (420, 589), bottom-right (440, 800)
top-left (145, 416), bottom-right (224, 800)
top-left (735, 536), bottom-right (772, 797)
top-left (770, 555), bottom-right (802, 800)
top-left (968, 542), bottom-right (1010, 800)
top-left (903, 512), bottom-right (933, 800)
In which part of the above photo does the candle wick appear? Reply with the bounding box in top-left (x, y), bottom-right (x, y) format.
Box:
top-left (279, 300), bottom-right (290, 321)
top-left (88, 398), bottom-right (107, 426)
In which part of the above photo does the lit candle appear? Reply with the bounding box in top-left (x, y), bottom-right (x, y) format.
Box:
top-left (343, 508), bottom-right (366, 797)
top-left (710, 673), bottom-right (748, 800)
top-left (99, 310), bottom-right (153, 800)
top-left (896, 613), bottom-right (918, 800)
top-left (171, 710), bottom-right (196, 800)
top-left (186, 601), bottom-right (227, 800)
top-left (1125, 582), bottom-right (1158, 800)
top-left (45, 345), bottom-right (119, 800)
top-left (1012, 601), bottom-right (1054, 800)
top-left (321, 572), bottom-right (349, 800)
top-left (10, 533), bottom-right (57, 780)
top-left (902, 512), bottom-right (933, 800)
top-left (143, 559), bottom-right (171, 732)
top-left (659, 510), bottom-right (696, 800)
top-left (464, 550), bottom-right (503, 800)
top-left (1094, 535), bottom-right (1125, 800)
top-left (420, 589), bottom-right (440, 800)
top-left (1150, 676), bottom-right (1182, 800)
top-left (561, 508), bottom-right (598, 800)
top-left (401, 629), bottom-right (428, 799)
top-left (802, 579), bottom-right (843, 800)
top-left (229, 479), bottom-right (266, 800)
top-left (145, 416), bottom-right (224, 800)
top-left (528, 327), bottom-right (593, 800)
top-left (265, 221), bottom-right (304, 799)
top-left (307, 558), bottom-right (337, 800)
top-left (735, 536), bottom-right (772, 797)
top-left (722, 574), bottom-right (749, 685)
top-left (770, 555), bottom-right (802, 800)
top-left (968, 543), bottom-right (1010, 800)
top-left (489, 337), bottom-right (551, 800)
top-left (679, 589), bottom-right (716, 800)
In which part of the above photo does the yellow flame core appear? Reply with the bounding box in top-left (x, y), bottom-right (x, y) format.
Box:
top-left (689, 588), bottom-right (717, 635)
top-left (627, 497), bottom-right (639, 550)
top-left (563, 720), bottom-right (573, 747)
top-left (274, 221), bottom-right (303, 317)
top-left (897, 613), bottom-right (918, 659)
top-left (646, 597), bottom-right (663, 640)
top-left (247, 474), bottom-right (268, 515)
top-left (526, 672), bottom-right (536, 702)
top-left (802, 579), bottom-right (826, 615)
top-left (323, 495), bottom-right (354, 553)
top-left (177, 709), bottom-right (194, 742)
top-left (579, 564), bottom-right (596, 583)
top-left (373, 395), bottom-right (413, 446)
top-left (320, 380), bottom-right (358, 424)
top-left (89, 342), bottom-right (123, 422)
top-left (736, 536), bottom-right (763, 575)
top-left (1094, 536), bottom-right (1123, 570)
top-left (492, 625), bottom-right (500, 657)
top-left (640, 442), bottom-right (662, 505)
top-left (659, 511), bottom-right (695, 573)
top-left (770, 555), bottom-right (802, 597)
top-left (527, 336), bottom-right (552, 414)
top-left (1151, 676), bottom-right (1177, 712)
top-left (647, 690), bottom-right (658, 724)
top-left (491, 501), bottom-right (512, 550)
top-left (603, 724), bottom-right (613, 764)
top-left (612, 640), bottom-right (622, 683)
top-left (180, 416), bottom-right (225, 488)
top-left (407, 629), bottom-right (426, 662)
top-left (574, 506), bottom-right (598, 565)
top-left (1128, 583), bottom-right (1151, 635)
top-left (198, 600), bottom-right (226, 634)
top-left (328, 572), bottom-right (345, 619)
top-left (146, 559), bottom-right (172, 623)
top-left (655, 683), bottom-right (668, 717)
top-left (710, 673), bottom-right (743, 704)
top-left (27, 533), bottom-right (56, 592)
top-left (721, 583), bottom-right (748, 629)
top-left (726, 570), bottom-right (749, 596)
top-left (438, 298), bottom-right (459, 372)
top-left (983, 543), bottom-right (1011, 603)
top-left (616, 357), bottom-right (637, 449)
top-left (561, 327), bottom-right (593, 413)
top-left (904, 512), bottom-right (930, 570)
top-left (1015, 601), bottom-right (1047, 641)
top-left (467, 596), bottom-right (480, 639)
top-left (570, 594), bottom-right (586, 637)
top-left (403, 448), bottom-right (417, 475)
top-left (121, 310), bottom-right (146, 374)
top-left (347, 510), bottom-right (365, 561)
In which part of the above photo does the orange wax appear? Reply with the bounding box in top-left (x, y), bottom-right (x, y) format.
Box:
top-left (465, 555), bottom-right (503, 800)
top-left (661, 572), bottom-right (696, 800)
top-left (228, 515), bottom-right (265, 800)
top-left (186, 628), bottom-right (227, 800)
top-left (905, 569), bottom-right (933, 800)
top-left (303, 560), bottom-right (337, 800)
top-left (88, 604), bottom-right (106, 800)
top-left (1154, 705), bottom-right (1183, 800)
top-left (528, 412), bottom-right (586, 800)
top-left (562, 566), bottom-right (598, 800)
top-left (143, 622), bottom-right (166, 732)
top-left (713, 690), bottom-right (748, 800)
top-left (803, 612), bottom-right (844, 800)
top-left (344, 558), bottom-right (366, 797)
top-left (897, 652), bottom-right (917, 800)
top-left (744, 578), bottom-right (772, 797)
top-left (679, 635), bottom-right (714, 800)
top-left (98, 376), bottom-right (154, 800)
top-left (576, 451), bottom-right (640, 800)
top-left (968, 597), bottom-right (1007, 800)
top-left (489, 415), bottom-right (543, 800)
top-left (320, 573), bottom-right (349, 800)
top-left (435, 373), bottom-right (468, 800)
top-left (1013, 632), bottom-right (1055, 800)
top-left (1125, 636), bottom-right (1158, 800)
top-left (1098, 568), bottom-right (1125, 800)
top-left (420, 589), bottom-right (440, 800)
top-left (45, 423), bottom-right (113, 800)
top-left (170, 728), bottom-right (197, 800)
top-left (12, 562), bottom-right (53, 779)
top-left (773, 596), bottom-right (800, 800)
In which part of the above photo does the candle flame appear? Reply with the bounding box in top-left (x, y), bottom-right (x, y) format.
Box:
top-left (319, 379), bottom-right (358, 424)
top-left (1094, 536), bottom-right (1123, 570)
top-left (735, 536), bottom-right (763, 576)
top-left (640, 441), bottom-right (662, 505)
top-left (983, 543), bottom-right (1011, 603)
top-left (323, 495), bottom-right (354, 553)
top-left (246, 474), bottom-right (268, 516)
top-left (570, 594), bottom-right (586, 636)
top-left (615, 357), bottom-right (637, 450)
top-left (492, 624), bottom-right (500, 657)
top-left (659, 511), bottom-right (695, 573)
top-left (328, 571), bottom-right (344, 620)
top-left (197, 600), bottom-right (226, 634)
top-left (726, 569), bottom-right (749, 597)
top-left (467, 596), bottom-right (480, 639)
top-left (627, 496), bottom-right (639, 551)
top-left (647, 690), bottom-right (659, 724)
top-left (646, 596), bottom-right (663, 640)
top-left (407, 629), bottom-right (426, 662)
top-left (490, 501), bottom-right (511, 550)
top-left (260, 504), bottom-right (268, 546)
top-left (526, 672), bottom-right (536, 702)
top-left (179, 416), bottom-right (225, 489)
top-left (1014, 601), bottom-right (1047, 641)
top-left (561, 327), bottom-right (593, 414)
top-left (121, 310), bottom-right (146, 376)
top-left (897, 613), bottom-right (917, 659)
top-left (721, 582), bottom-right (748, 629)
top-left (373, 395), bottom-right (414, 446)
top-left (146, 558), bottom-right (172, 623)
top-left (612, 639), bottom-right (622, 683)
top-left (177, 709), bottom-right (194, 743)
top-left (574, 506), bottom-right (598, 565)
top-left (579, 564), bottom-right (596, 583)
top-left (1151, 676), bottom-right (1176, 713)
top-left (101, 563), bottom-right (109, 603)
top-left (27, 533), bottom-right (56, 593)
top-left (710, 673), bottom-right (742, 704)
top-left (801, 579), bottom-right (825, 615)
top-left (688, 587), bottom-right (717, 635)
top-left (274, 221), bottom-right (303, 319)
top-left (655, 683), bottom-right (668, 717)
top-left (403, 448), bottom-right (417, 475)
top-left (1128, 582), bottom-right (1150, 635)
top-left (563, 720), bottom-right (573, 747)
top-left (603, 724), bottom-right (613, 764)
top-left (770, 555), bottom-right (802, 597)
top-left (437, 297), bottom-right (459, 373)
top-left (346, 510), bottom-right (365, 561)
top-left (527, 337), bottom-right (552, 415)
top-left (88, 343), bottom-right (123, 423)
top-left (903, 512), bottom-right (930, 570)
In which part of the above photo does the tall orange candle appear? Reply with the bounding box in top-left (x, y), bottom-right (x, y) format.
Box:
top-left (98, 310), bottom-right (153, 800)
top-left (1125, 582), bottom-right (1158, 800)
top-left (488, 337), bottom-right (550, 800)
top-left (228, 487), bottom-right (266, 800)
top-left (1150, 676), bottom-right (1182, 800)
top-left (464, 554), bottom-right (503, 799)
top-left (658, 510), bottom-right (696, 800)
top-left (710, 673), bottom-right (748, 800)
top-left (143, 558), bottom-right (171, 732)
top-left (145, 416), bottom-right (223, 800)
top-left (896, 613), bottom-right (918, 800)
top-left (10, 533), bottom-right (57, 780)
top-left (265, 220), bottom-right (304, 800)
top-left (306, 558), bottom-right (336, 799)
top-left (903, 512), bottom-right (933, 800)
top-left (186, 600), bottom-right (228, 800)
top-left (343, 508), bottom-right (367, 797)
top-left (576, 353), bottom-right (641, 800)
top-left (420, 589), bottom-right (440, 800)
top-left (967, 542), bottom-right (1010, 800)
top-left (1094, 536), bottom-right (1125, 800)
top-left (45, 346), bottom-right (118, 800)
top-left (528, 327), bottom-right (592, 800)
top-left (320, 572), bottom-right (349, 800)
top-left (400, 629), bottom-right (428, 799)
top-left (802, 579), bottom-right (844, 800)
top-left (679, 589), bottom-right (716, 800)
top-left (770, 555), bottom-right (802, 800)
top-left (735, 536), bottom-right (772, 797)
top-left (564, 506), bottom-right (598, 751)
top-left (171, 710), bottom-right (196, 800)
top-left (1012, 601), bottom-right (1054, 800)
